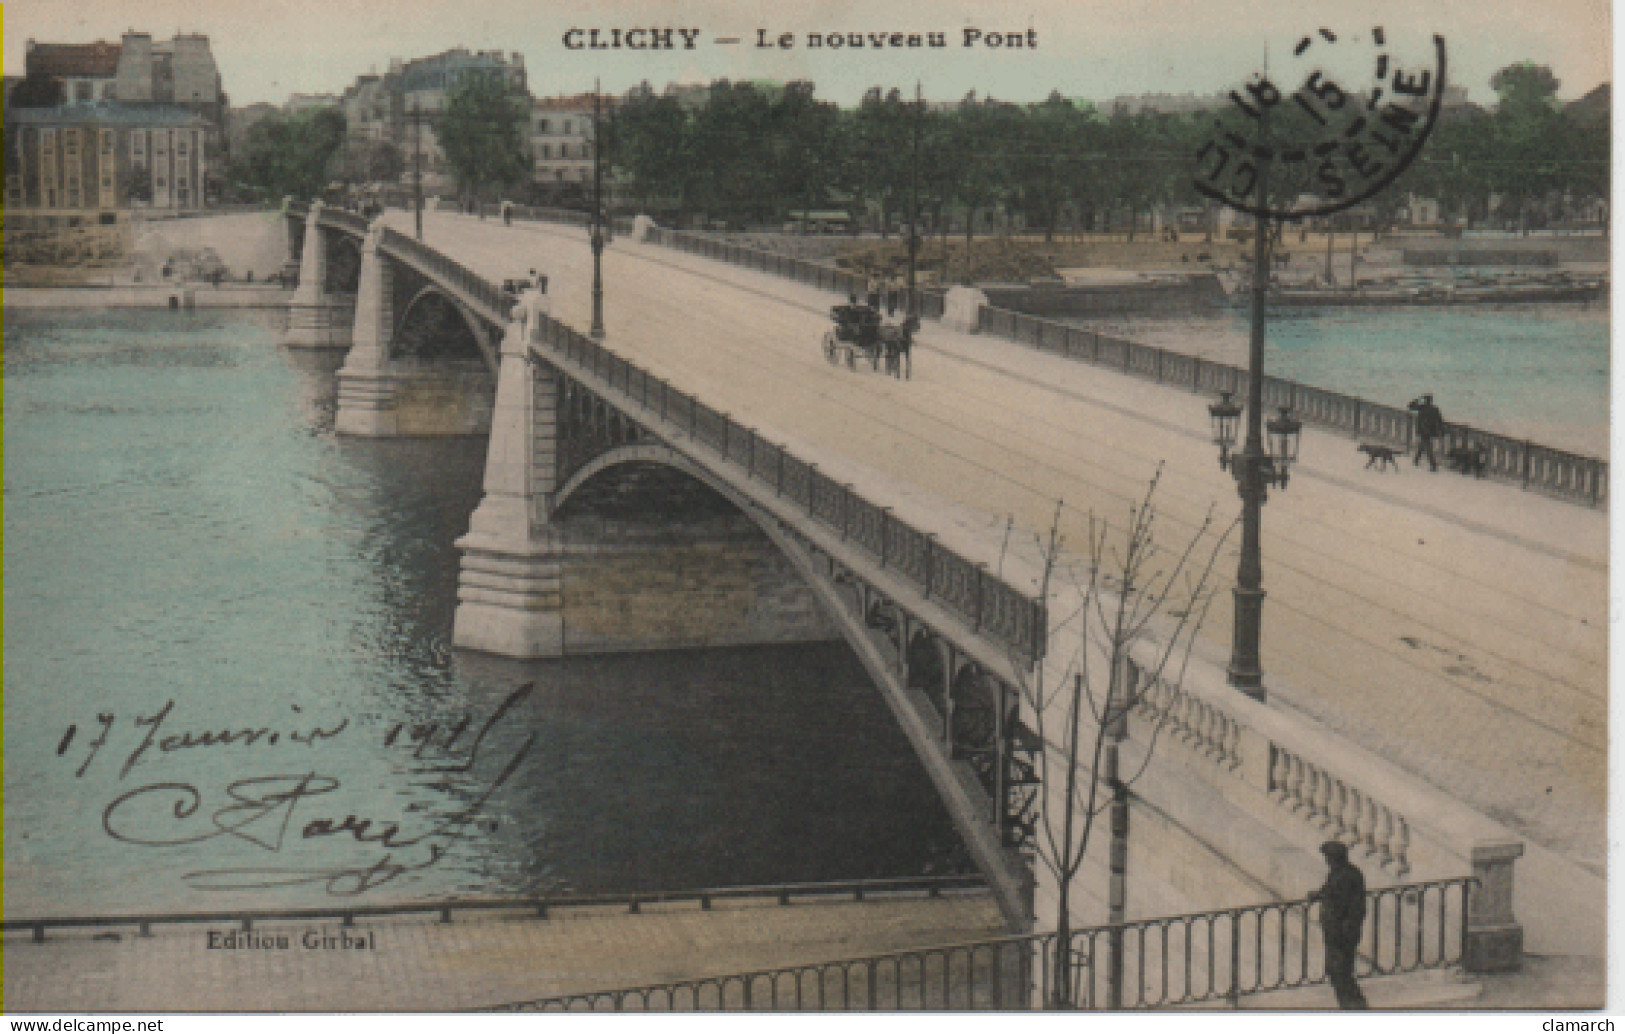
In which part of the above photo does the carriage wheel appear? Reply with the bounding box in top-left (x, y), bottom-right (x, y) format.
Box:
top-left (823, 332), bottom-right (839, 364)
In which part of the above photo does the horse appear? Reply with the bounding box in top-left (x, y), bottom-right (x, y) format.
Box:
top-left (879, 317), bottom-right (917, 379)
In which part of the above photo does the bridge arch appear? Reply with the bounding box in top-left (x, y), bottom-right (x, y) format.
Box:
top-left (324, 234), bottom-right (363, 294)
top-left (551, 442), bottom-right (975, 719)
top-left (393, 285), bottom-right (488, 364)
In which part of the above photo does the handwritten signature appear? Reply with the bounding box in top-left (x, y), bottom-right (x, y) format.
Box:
top-left (95, 685), bottom-right (537, 894)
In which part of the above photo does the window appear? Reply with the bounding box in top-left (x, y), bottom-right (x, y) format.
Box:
top-left (540, 143), bottom-right (550, 159)
top-left (177, 140), bottom-right (188, 157)
top-left (156, 176), bottom-right (166, 188)
top-left (562, 120), bottom-right (571, 134)
top-left (75, 82), bottom-right (93, 101)
top-left (537, 118), bottom-right (549, 133)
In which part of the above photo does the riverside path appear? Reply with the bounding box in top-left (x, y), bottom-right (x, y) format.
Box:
top-left (380, 210), bottom-right (1604, 951)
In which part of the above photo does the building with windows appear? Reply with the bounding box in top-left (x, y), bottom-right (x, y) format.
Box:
top-left (5, 105), bottom-right (210, 227)
top-left (22, 40), bottom-right (123, 102)
top-left (23, 33), bottom-right (227, 121)
top-left (529, 94), bottom-right (605, 189)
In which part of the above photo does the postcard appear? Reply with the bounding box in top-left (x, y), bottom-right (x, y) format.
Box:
top-left (1, 0), bottom-right (1611, 1017)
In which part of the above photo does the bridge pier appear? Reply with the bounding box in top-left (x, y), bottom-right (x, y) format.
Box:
top-left (452, 302), bottom-right (837, 657)
top-left (283, 200), bottom-right (352, 349)
top-left (334, 220), bottom-right (495, 437)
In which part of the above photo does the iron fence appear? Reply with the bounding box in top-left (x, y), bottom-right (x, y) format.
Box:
top-left (1, 876), bottom-right (986, 944)
top-left (496, 876), bottom-right (1474, 1011)
top-left (976, 304), bottom-right (1605, 507)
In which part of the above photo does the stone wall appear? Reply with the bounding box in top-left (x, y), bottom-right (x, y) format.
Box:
top-left (553, 516), bottom-right (839, 655)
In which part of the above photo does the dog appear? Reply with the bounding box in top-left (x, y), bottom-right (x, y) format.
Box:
top-left (1358, 443), bottom-right (1401, 472)
top-left (1446, 443), bottom-right (1488, 478)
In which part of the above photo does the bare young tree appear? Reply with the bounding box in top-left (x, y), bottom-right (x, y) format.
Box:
top-left (1003, 467), bottom-right (1232, 1007)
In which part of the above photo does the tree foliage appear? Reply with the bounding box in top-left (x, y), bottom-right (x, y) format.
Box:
top-left (604, 65), bottom-right (1606, 235)
top-left (231, 108), bottom-right (348, 201)
top-left (436, 72), bottom-right (532, 200)
top-left (9, 72), bottom-right (64, 109)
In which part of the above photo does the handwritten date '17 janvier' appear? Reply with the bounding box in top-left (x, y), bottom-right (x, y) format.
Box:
top-left (55, 685), bottom-right (533, 778)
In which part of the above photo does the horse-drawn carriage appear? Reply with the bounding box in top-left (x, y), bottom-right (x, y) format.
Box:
top-left (822, 301), bottom-right (915, 378)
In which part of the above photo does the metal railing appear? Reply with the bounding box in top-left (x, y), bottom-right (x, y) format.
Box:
top-left (1, 876), bottom-right (986, 943)
top-left (533, 314), bottom-right (1048, 662)
top-left (376, 225), bottom-right (512, 324)
top-left (617, 219), bottom-right (1604, 508)
top-left (977, 305), bottom-right (1607, 507)
top-left (494, 876), bottom-right (1474, 1011)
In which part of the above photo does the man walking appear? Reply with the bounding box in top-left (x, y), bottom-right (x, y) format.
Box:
top-left (1311, 840), bottom-right (1369, 1009)
top-left (1408, 394), bottom-right (1444, 472)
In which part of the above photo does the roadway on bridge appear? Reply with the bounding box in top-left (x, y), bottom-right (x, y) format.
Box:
top-left (392, 212), bottom-right (1605, 920)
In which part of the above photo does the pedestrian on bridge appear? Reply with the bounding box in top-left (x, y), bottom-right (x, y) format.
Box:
top-left (1310, 840), bottom-right (1369, 1009)
top-left (1408, 394), bottom-right (1444, 472)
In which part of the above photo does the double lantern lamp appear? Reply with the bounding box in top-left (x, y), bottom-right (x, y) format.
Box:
top-left (1207, 391), bottom-right (1303, 488)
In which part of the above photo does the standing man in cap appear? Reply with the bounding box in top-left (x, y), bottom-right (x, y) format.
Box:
top-left (1408, 394), bottom-right (1445, 472)
top-left (1311, 840), bottom-right (1369, 1009)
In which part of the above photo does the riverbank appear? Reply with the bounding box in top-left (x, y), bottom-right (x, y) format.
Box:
top-left (3, 284), bottom-right (292, 309)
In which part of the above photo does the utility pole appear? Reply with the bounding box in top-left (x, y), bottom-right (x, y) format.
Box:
top-left (1325, 219), bottom-right (1335, 286)
top-left (405, 101), bottom-right (425, 240)
top-left (590, 78), bottom-right (606, 339)
top-left (907, 81), bottom-right (921, 320)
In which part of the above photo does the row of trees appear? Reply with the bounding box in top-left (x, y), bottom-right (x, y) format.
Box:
top-left (226, 75), bottom-right (523, 204)
top-left (607, 65), bottom-right (1607, 235)
top-left (216, 60), bottom-right (1605, 236)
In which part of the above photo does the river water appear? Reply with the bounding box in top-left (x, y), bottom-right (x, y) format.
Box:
top-left (2, 308), bottom-right (970, 917)
top-left (1071, 303), bottom-right (1609, 456)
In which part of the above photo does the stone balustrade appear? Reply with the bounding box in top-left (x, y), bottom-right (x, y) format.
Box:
top-left (1125, 641), bottom-right (1524, 972)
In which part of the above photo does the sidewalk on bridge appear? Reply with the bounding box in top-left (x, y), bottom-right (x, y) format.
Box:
top-left (2, 892), bottom-right (1004, 1012)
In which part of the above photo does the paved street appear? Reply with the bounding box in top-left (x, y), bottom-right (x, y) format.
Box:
top-left (392, 212), bottom-right (1605, 944)
top-left (2, 893), bottom-right (1004, 1012)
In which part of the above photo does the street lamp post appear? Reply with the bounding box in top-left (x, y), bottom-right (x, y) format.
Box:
top-left (907, 82), bottom-right (922, 320)
top-left (1205, 152), bottom-right (1302, 702)
top-left (590, 80), bottom-right (606, 339)
top-left (404, 101), bottom-right (427, 241)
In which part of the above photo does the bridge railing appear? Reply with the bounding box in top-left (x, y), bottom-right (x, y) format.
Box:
top-left (646, 227), bottom-right (871, 299)
top-left (625, 224), bottom-right (1604, 507)
top-left (493, 877), bottom-right (1474, 1011)
top-left (2, 876), bottom-right (986, 943)
top-left (318, 207), bottom-right (370, 235)
top-left (536, 314), bottom-right (1048, 662)
top-left (977, 305), bottom-right (1607, 507)
top-left (377, 226), bottom-right (512, 325)
top-left (1122, 628), bottom-right (1529, 922)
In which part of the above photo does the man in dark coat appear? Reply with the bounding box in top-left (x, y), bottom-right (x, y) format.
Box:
top-left (1408, 394), bottom-right (1444, 472)
top-left (1311, 840), bottom-right (1369, 1009)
